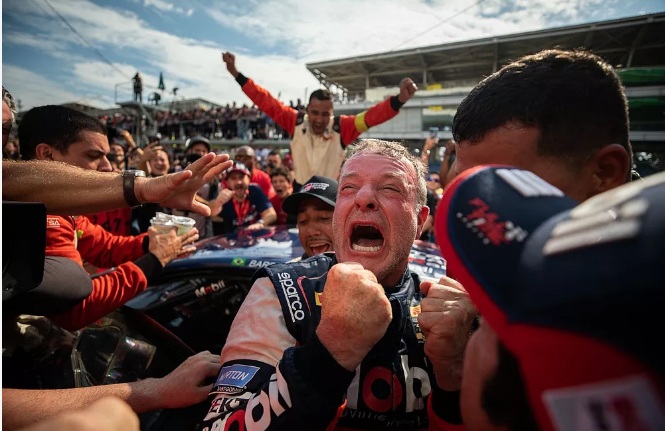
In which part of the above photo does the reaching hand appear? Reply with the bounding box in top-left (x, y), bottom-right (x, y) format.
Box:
top-left (423, 137), bottom-right (439, 152)
top-left (136, 152), bottom-right (232, 216)
top-left (147, 226), bottom-right (200, 267)
top-left (152, 351), bottom-right (222, 409)
top-left (418, 276), bottom-right (476, 391)
top-left (221, 52), bottom-right (239, 78)
top-left (119, 130), bottom-right (136, 148)
top-left (316, 262), bottom-right (392, 371)
top-left (139, 142), bottom-right (163, 163)
top-left (398, 77), bottom-right (418, 103)
top-left (208, 188), bottom-right (234, 217)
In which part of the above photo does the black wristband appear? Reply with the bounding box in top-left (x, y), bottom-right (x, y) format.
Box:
top-left (390, 95), bottom-right (405, 111)
top-left (236, 73), bottom-right (248, 87)
top-left (122, 170), bottom-right (145, 208)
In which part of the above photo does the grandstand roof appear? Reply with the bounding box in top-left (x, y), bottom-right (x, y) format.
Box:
top-left (306, 12), bottom-right (665, 94)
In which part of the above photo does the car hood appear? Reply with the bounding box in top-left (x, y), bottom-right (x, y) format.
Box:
top-left (164, 225), bottom-right (446, 279)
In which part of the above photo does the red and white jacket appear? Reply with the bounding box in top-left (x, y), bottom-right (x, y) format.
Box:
top-left (44, 215), bottom-right (158, 330)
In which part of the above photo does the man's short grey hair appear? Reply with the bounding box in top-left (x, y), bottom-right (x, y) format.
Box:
top-left (3, 86), bottom-right (17, 123)
top-left (345, 139), bottom-right (427, 210)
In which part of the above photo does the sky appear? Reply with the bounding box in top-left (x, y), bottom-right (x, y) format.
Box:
top-left (2, 0), bottom-right (665, 112)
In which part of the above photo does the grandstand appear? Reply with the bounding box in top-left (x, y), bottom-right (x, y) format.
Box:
top-left (21, 13), bottom-right (663, 172)
top-left (306, 11), bottom-right (665, 171)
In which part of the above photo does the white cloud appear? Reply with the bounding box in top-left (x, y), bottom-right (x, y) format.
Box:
top-left (204, 0), bottom-right (648, 61)
top-left (4, 0), bottom-right (321, 110)
top-left (2, 0), bottom-right (662, 112)
top-left (2, 65), bottom-right (102, 109)
top-left (143, 0), bottom-right (195, 16)
top-left (144, 0), bottom-right (174, 12)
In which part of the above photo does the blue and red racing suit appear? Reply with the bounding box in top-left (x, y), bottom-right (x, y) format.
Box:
top-left (200, 253), bottom-right (463, 430)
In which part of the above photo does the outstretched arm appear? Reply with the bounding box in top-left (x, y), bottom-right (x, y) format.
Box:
top-left (339, 77), bottom-right (418, 145)
top-left (3, 153), bottom-right (232, 216)
top-left (439, 140), bottom-right (456, 189)
top-left (222, 52), bottom-right (298, 134)
top-left (3, 351), bottom-right (220, 430)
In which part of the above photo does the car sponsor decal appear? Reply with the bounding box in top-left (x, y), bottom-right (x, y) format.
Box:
top-left (194, 280), bottom-right (226, 298)
top-left (248, 260), bottom-right (275, 268)
top-left (211, 364), bottom-right (260, 395)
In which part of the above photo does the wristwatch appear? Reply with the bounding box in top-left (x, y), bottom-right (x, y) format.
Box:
top-left (122, 170), bottom-right (146, 208)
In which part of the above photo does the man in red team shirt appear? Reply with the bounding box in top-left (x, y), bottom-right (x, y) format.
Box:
top-left (222, 52), bottom-right (417, 187)
top-left (18, 104), bottom-right (200, 330)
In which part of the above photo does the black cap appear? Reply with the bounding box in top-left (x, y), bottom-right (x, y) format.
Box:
top-left (185, 135), bottom-right (211, 153)
top-left (223, 161), bottom-right (251, 178)
top-left (282, 176), bottom-right (338, 215)
top-left (148, 133), bottom-right (162, 143)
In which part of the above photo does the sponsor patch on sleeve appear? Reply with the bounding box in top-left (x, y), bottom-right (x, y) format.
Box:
top-left (211, 364), bottom-right (260, 395)
top-left (543, 375), bottom-right (665, 431)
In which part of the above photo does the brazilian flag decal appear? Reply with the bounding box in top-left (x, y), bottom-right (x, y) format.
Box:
top-left (231, 257), bottom-right (246, 266)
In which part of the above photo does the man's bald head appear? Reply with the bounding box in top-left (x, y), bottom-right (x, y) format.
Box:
top-left (235, 145), bottom-right (256, 170)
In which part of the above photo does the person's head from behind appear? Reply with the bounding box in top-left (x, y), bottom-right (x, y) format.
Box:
top-left (234, 145), bottom-right (256, 171)
top-left (334, 139), bottom-right (428, 287)
top-left (452, 49), bottom-right (632, 202)
top-left (283, 175), bottom-right (337, 257)
top-left (3, 86), bottom-right (17, 149)
top-left (270, 166), bottom-right (293, 199)
top-left (436, 166), bottom-right (665, 431)
top-left (148, 148), bottom-right (171, 176)
top-left (19, 105), bottom-right (111, 172)
top-left (306, 89), bottom-right (334, 135)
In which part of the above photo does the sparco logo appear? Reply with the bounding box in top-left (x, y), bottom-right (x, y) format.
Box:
top-left (277, 272), bottom-right (305, 322)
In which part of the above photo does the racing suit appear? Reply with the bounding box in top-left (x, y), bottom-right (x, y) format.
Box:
top-left (200, 253), bottom-right (463, 430)
top-left (234, 74), bottom-right (407, 185)
top-left (44, 215), bottom-right (162, 330)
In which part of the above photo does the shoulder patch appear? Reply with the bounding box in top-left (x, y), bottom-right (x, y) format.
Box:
top-left (46, 217), bottom-right (61, 228)
top-left (544, 375), bottom-right (665, 431)
top-left (496, 168), bottom-right (564, 198)
top-left (211, 364), bottom-right (260, 395)
top-left (543, 197), bottom-right (648, 256)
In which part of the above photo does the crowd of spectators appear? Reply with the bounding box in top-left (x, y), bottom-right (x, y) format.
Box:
top-left (4, 46), bottom-right (665, 431)
top-left (97, 100), bottom-right (305, 144)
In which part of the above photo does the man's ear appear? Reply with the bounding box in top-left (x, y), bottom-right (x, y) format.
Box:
top-left (34, 143), bottom-right (56, 161)
top-left (415, 204), bottom-right (430, 239)
top-left (588, 144), bottom-right (631, 194)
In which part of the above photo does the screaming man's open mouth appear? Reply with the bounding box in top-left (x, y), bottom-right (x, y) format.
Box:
top-left (351, 224), bottom-right (384, 252)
